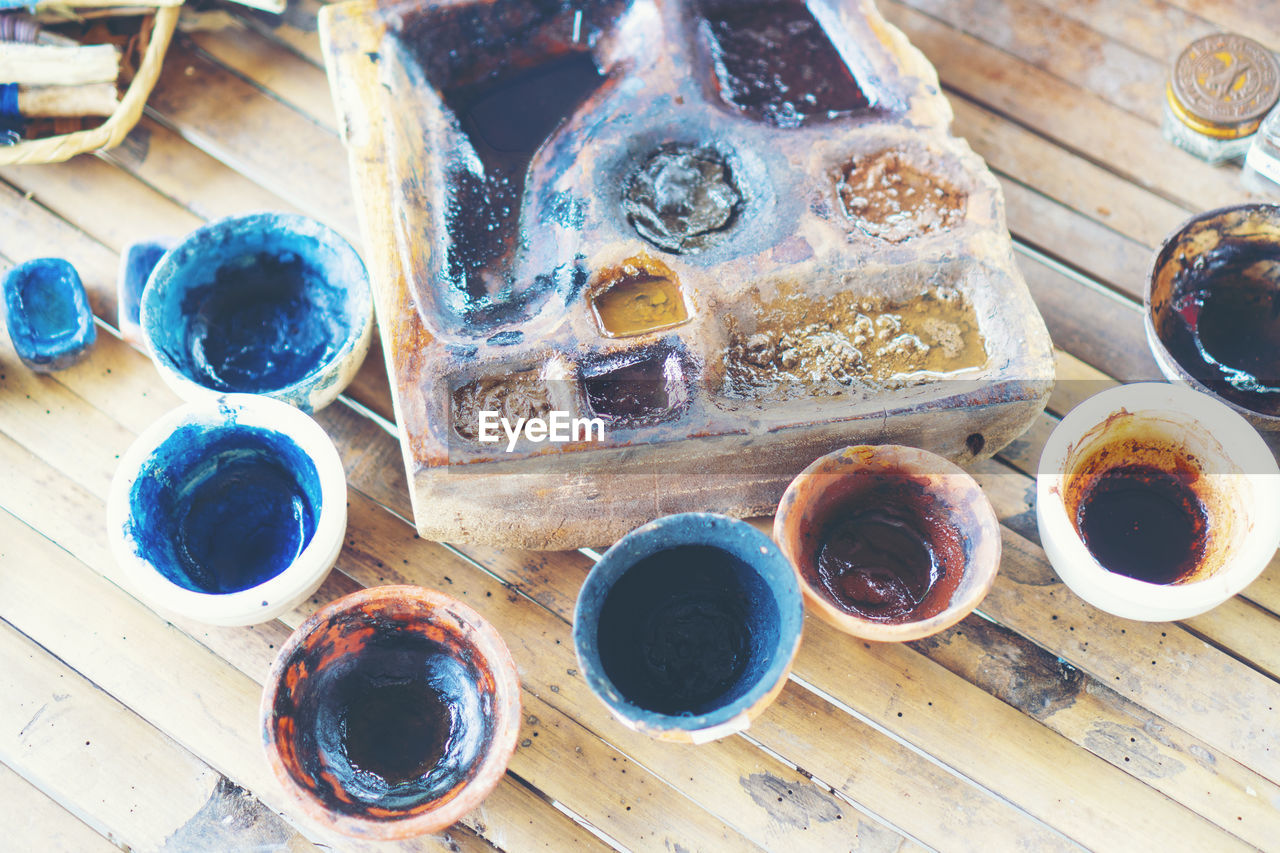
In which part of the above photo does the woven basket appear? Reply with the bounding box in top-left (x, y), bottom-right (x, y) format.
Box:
top-left (0, 3), bottom-right (179, 166)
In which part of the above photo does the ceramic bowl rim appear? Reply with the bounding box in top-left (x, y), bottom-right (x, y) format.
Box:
top-left (106, 394), bottom-right (347, 626)
top-left (1035, 382), bottom-right (1280, 620)
top-left (259, 584), bottom-right (522, 840)
top-left (139, 211), bottom-right (373, 411)
top-left (1143, 201), bottom-right (1280, 429)
top-left (573, 512), bottom-right (804, 738)
top-left (773, 444), bottom-right (1002, 642)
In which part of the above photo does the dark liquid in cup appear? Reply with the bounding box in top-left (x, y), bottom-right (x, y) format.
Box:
top-left (341, 679), bottom-right (453, 786)
top-left (815, 506), bottom-right (943, 622)
top-left (1075, 465), bottom-right (1207, 585)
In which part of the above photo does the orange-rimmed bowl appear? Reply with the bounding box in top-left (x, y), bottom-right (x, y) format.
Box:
top-left (261, 585), bottom-right (521, 839)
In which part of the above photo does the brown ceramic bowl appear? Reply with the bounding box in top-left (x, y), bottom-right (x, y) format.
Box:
top-left (1145, 202), bottom-right (1280, 430)
top-left (261, 585), bottom-right (521, 839)
top-left (773, 445), bottom-right (1001, 642)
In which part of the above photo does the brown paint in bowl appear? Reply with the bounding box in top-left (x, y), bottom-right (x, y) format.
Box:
top-left (261, 586), bottom-right (521, 839)
top-left (774, 445), bottom-right (1000, 642)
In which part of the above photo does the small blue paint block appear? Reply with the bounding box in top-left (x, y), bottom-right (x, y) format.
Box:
top-left (3, 257), bottom-right (96, 372)
top-left (117, 238), bottom-right (177, 348)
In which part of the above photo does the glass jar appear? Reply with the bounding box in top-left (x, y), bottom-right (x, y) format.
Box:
top-left (1244, 106), bottom-right (1280, 193)
top-left (1162, 33), bottom-right (1280, 165)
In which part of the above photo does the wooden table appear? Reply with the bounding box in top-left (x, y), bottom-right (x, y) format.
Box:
top-left (2, 1), bottom-right (1279, 850)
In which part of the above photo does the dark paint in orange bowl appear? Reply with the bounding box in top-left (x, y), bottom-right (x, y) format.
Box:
top-left (261, 585), bottom-right (521, 839)
top-left (773, 445), bottom-right (1001, 642)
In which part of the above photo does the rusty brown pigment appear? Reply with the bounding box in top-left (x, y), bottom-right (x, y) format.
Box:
top-left (813, 480), bottom-right (964, 623)
top-left (723, 287), bottom-right (987, 400)
top-left (837, 151), bottom-right (966, 243)
top-left (1075, 465), bottom-right (1208, 585)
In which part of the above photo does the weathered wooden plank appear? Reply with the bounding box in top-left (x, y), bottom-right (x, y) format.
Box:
top-left (881, 0), bottom-right (1266, 214)
top-left (101, 117), bottom-right (311, 225)
top-left (0, 620), bottom-right (319, 853)
top-left (950, 93), bottom-right (1190, 249)
top-left (1002, 175), bottom-right (1155, 300)
top-left (911, 615), bottom-right (1280, 848)
top-left (1044, 0), bottom-right (1220, 64)
top-left (181, 28), bottom-right (339, 132)
top-left (902, 0), bottom-right (1165, 123)
top-left (980, 525), bottom-right (1280, 786)
top-left (0, 762), bottom-right (119, 853)
top-left (145, 41), bottom-right (358, 237)
top-left (1159, 0), bottom-right (1280, 52)
top-left (1016, 253), bottom-right (1163, 381)
top-left (1, 155), bottom-right (203, 256)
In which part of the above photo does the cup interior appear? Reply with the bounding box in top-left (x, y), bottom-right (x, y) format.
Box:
top-left (594, 543), bottom-right (781, 716)
top-left (1058, 409), bottom-right (1250, 586)
top-left (144, 215), bottom-right (367, 395)
top-left (794, 468), bottom-right (970, 623)
top-left (266, 593), bottom-right (504, 821)
top-left (1148, 203), bottom-right (1280, 420)
top-left (128, 423), bottom-right (321, 594)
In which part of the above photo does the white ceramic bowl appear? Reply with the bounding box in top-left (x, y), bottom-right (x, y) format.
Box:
top-left (107, 394), bottom-right (348, 626)
top-left (1037, 383), bottom-right (1280, 622)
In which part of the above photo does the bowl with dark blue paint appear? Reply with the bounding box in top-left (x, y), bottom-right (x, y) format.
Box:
top-left (3, 257), bottom-right (96, 372)
top-left (139, 213), bottom-right (373, 413)
top-left (117, 236), bottom-right (177, 349)
top-left (574, 513), bottom-right (804, 743)
top-left (262, 585), bottom-right (522, 839)
top-left (106, 394), bottom-right (348, 626)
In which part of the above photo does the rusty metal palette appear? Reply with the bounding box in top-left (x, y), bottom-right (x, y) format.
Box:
top-left (319, 0), bottom-right (1054, 548)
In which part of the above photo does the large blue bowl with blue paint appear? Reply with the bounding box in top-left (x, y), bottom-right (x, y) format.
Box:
top-left (107, 394), bottom-right (348, 626)
top-left (574, 513), bottom-right (804, 743)
top-left (140, 213), bottom-right (373, 413)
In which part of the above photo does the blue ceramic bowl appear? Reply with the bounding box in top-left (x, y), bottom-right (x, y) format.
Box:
top-left (107, 394), bottom-right (348, 626)
top-left (140, 213), bottom-right (373, 413)
top-left (574, 513), bottom-right (804, 743)
top-left (3, 257), bottom-right (96, 371)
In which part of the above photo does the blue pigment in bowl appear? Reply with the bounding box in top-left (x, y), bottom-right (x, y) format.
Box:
top-left (128, 423), bottom-right (322, 594)
top-left (175, 251), bottom-right (346, 393)
top-left (142, 214), bottom-right (369, 403)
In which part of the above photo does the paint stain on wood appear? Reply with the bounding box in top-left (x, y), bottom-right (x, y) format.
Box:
top-left (160, 777), bottom-right (298, 852)
top-left (740, 772), bottom-right (842, 830)
top-left (1082, 720), bottom-right (1185, 779)
top-left (912, 616), bottom-right (1083, 720)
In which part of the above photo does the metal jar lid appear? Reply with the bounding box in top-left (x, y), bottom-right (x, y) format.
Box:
top-left (1167, 33), bottom-right (1280, 139)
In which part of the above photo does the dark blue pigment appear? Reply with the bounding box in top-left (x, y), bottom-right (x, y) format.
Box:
top-left (596, 545), bottom-right (781, 716)
top-left (129, 424), bottom-right (320, 594)
top-left (2, 257), bottom-right (96, 371)
top-left (174, 251), bottom-right (346, 393)
top-left (119, 240), bottom-right (172, 332)
top-left (283, 628), bottom-right (492, 813)
top-left (442, 52), bottom-right (605, 302)
top-left (699, 0), bottom-right (873, 127)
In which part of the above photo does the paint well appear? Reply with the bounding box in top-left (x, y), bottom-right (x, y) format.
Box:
top-left (128, 423), bottom-right (321, 594)
top-left (3, 257), bottom-right (96, 371)
top-left (596, 544), bottom-right (781, 716)
top-left (273, 617), bottom-right (492, 815)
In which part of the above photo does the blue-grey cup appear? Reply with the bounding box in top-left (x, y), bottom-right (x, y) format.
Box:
top-left (140, 213), bottom-right (373, 413)
top-left (573, 513), bottom-right (804, 743)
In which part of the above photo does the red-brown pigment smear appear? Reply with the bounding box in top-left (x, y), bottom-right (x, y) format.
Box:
top-left (813, 481), bottom-right (964, 623)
